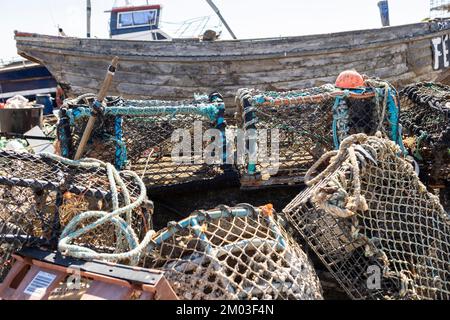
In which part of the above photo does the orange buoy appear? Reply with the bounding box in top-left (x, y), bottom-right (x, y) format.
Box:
top-left (259, 203), bottom-right (274, 217)
top-left (335, 70), bottom-right (365, 89)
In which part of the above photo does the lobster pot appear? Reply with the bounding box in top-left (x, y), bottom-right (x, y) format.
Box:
top-left (58, 95), bottom-right (229, 190)
top-left (399, 82), bottom-right (450, 207)
top-left (0, 150), bottom-right (152, 282)
top-left (236, 80), bottom-right (402, 188)
top-left (142, 204), bottom-right (323, 300)
top-left (282, 134), bottom-right (450, 300)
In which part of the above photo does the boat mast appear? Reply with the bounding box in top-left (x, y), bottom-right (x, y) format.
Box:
top-left (87, 0), bottom-right (92, 38)
top-left (205, 0), bottom-right (237, 39)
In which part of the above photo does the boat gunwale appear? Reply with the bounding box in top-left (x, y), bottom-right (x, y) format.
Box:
top-left (14, 19), bottom-right (450, 62)
top-left (14, 33), bottom-right (442, 62)
top-left (0, 62), bottom-right (41, 73)
top-left (12, 20), bottom-right (450, 100)
top-left (14, 19), bottom-right (450, 45)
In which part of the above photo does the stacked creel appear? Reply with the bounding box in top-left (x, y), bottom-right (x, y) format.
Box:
top-left (399, 82), bottom-right (450, 210)
top-left (0, 150), bottom-right (153, 281)
top-left (142, 204), bottom-right (323, 300)
top-left (282, 133), bottom-right (450, 299)
top-left (235, 76), bottom-right (403, 188)
top-left (57, 93), bottom-right (230, 190)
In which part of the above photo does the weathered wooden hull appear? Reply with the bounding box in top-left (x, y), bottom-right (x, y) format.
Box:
top-left (14, 20), bottom-right (450, 101)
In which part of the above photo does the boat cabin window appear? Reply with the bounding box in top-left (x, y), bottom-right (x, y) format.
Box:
top-left (117, 9), bottom-right (157, 29)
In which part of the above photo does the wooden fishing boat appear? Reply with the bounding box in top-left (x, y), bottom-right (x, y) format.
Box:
top-left (14, 19), bottom-right (450, 101)
top-left (0, 58), bottom-right (57, 102)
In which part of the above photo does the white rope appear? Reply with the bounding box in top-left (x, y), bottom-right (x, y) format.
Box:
top-left (304, 133), bottom-right (375, 218)
top-left (41, 153), bottom-right (154, 263)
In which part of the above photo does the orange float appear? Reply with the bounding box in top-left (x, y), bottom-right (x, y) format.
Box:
top-left (335, 70), bottom-right (365, 89)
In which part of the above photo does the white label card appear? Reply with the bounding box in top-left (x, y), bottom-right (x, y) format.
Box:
top-left (23, 271), bottom-right (57, 297)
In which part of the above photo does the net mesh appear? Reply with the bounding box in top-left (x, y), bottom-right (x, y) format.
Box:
top-left (399, 82), bottom-right (450, 206)
top-left (0, 150), bottom-right (153, 282)
top-left (57, 94), bottom-right (228, 189)
top-left (236, 79), bottom-right (402, 187)
top-left (141, 204), bottom-right (323, 300)
top-left (282, 133), bottom-right (450, 300)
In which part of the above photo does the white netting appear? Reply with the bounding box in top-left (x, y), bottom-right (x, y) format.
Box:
top-left (283, 133), bottom-right (450, 299)
top-left (142, 204), bottom-right (323, 300)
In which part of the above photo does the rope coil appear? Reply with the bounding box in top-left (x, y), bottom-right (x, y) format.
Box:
top-left (37, 153), bottom-right (154, 263)
top-left (283, 133), bottom-right (450, 299)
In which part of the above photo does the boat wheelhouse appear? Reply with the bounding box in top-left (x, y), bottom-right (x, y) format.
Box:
top-left (108, 4), bottom-right (171, 41)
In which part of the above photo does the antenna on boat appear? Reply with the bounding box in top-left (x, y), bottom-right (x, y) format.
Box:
top-left (87, 0), bottom-right (92, 38)
top-left (205, 0), bottom-right (237, 39)
top-left (377, 0), bottom-right (390, 26)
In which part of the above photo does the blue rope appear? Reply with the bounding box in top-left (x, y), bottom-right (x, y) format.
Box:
top-left (332, 96), bottom-right (351, 149)
top-left (150, 206), bottom-right (286, 253)
top-left (57, 115), bottom-right (71, 158)
top-left (381, 87), bottom-right (407, 155)
top-left (387, 89), bottom-right (399, 143)
top-left (114, 116), bottom-right (127, 170)
top-left (215, 104), bottom-right (228, 164)
top-left (66, 103), bottom-right (222, 123)
top-left (332, 97), bottom-right (341, 149)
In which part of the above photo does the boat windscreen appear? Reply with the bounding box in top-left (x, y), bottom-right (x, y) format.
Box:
top-left (118, 12), bottom-right (133, 27)
top-left (118, 10), bottom-right (157, 28)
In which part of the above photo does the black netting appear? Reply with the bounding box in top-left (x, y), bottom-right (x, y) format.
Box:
top-left (400, 82), bottom-right (450, 205)
top-left (0, 150), bottom-right (152, 281)
top-left (236, 79), bottom-right (401, 187)
top-left (57, 95), bottom-right (230, 189)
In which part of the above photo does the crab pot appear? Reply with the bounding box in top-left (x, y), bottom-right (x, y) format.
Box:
top-left (0, 150), bottom-right (152, 283)
top-left (282, 134), bottom-right (450, 300)
top-left (399, 82), bottom-right (450, 205)
top-left (141, 204), bottom-right (323, 300)
top-left (235, 79), bottom-right (402, 189)
top-left (58, 95), bottom-right (235, 191)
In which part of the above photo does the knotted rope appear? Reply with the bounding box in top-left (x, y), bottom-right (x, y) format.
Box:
top-left (284, 132), bottom-right (449, 299)
top-left (41, 153), bottom-right (154, 263)
top-left (302, 133), bottom-right (392, 218)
